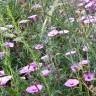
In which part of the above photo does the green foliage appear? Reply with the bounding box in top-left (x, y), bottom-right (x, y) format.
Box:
top-left (0, 0), bottom-right (96, 96)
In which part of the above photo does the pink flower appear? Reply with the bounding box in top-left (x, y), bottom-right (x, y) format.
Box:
top-left (0, 76), bottom-right (12, 86)
top-left (81, 0), bottom-right (96, 13)
top-left (35, 44), bottom-right (44, 50)
top-left (80, 16), bottom-right (96, 24)
top-left (81, 0), bottom-right (90, 3)
top-left (26, 84), bottom-right (43, 94)
top-left (0, 70), bottom-right (5, 76)
top-left (85, 1), bottom-right (94, 8)
top-left (48, 29), bottom-right (59, 37)
top-left (19, 62), bottom-right (37, 75)
top-left (41, 69), bottom-right (50, 77)
top-left (4, 42), bottom-right (14, 48)
top-left (71, 64), bottom-right (82, 72)
top-left (83, 72), bottom-right (94, 81)
top-left (79, 60), bottom-right (89, 66)
top-left (28, 15), bottom-right (38, 22)
top-left (64, 79), bottom-right (79, 87)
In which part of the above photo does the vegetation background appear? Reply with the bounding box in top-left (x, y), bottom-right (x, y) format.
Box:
top-left (0, 0), bottom-right (96, 96)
